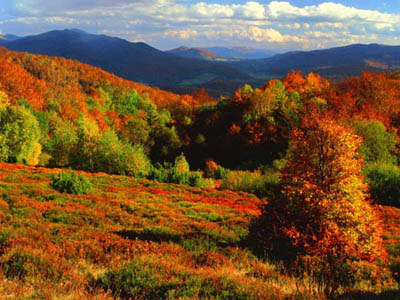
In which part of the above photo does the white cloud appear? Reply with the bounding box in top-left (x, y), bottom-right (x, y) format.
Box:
top-left (189, 2), bottom-right (234, 18)
top-left (246, 26), bottom-right (299, 42)
top-left (3, 1), bottom-right (400, 51)
top-left (164, 28), bottom-right (198, 40)
top-left (235, 1), bottom-right (266, 20)
top-left (265, 1), bottom-right (400, 24)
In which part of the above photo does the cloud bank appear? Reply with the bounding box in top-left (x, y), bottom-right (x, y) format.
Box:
top-left (1, 0), bottom-right (399, 51)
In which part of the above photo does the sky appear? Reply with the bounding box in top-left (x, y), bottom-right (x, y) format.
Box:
top-left (0, 0), bottom-right (400, 51)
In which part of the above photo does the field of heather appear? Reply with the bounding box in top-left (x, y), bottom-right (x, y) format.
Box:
top-left (0, 163), bottom-right (398, 300)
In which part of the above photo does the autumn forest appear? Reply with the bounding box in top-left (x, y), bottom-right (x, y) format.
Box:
top-left (1, 44), bottom-right (400, 299)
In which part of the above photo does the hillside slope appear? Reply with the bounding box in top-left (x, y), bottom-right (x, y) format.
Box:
top-left (0, 163), bottom-right (268, 299)
top-left (2, 29), bottom-right (251, 91)
top-left (166, 46), bottom-right (221, 61)
top-left (166, 46), bottom-right (276, 61)
top-left (0, 163), bottom-right (399, 299)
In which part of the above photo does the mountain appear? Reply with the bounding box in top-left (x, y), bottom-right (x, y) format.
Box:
top-left (166, 46), bottom-right (221, 61)
top-left (0, 34), bottom-right (22, 45)
top-left (3, 29), bottom-right (400, 95)
top-left (228, 43), bottom-right (400, 80)
top-left (1, 29), bottom-right (251, 94)
top-left (167, 46), bottom-right (276, 61)
top-left (205, 47), bottom-right (276, 60)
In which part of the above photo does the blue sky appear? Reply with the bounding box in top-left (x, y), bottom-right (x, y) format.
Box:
top-left (1, 0), bottom-right (400, 51)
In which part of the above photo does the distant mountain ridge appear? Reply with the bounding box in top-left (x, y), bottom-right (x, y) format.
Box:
top-left (1, 29), bottom-right (251, 95)
top-left (227, 43), bottom-right (400, 80)
top-left (204, 47), bottom-right (276, 60)
top-left (2, 29), bottom-right (400, 95)
top-left (166, 47), bottom-right (221, 61)
top-left (0, 34), bottom-right (21, 45)
top-left (166, 46), bottom-right (276, 61)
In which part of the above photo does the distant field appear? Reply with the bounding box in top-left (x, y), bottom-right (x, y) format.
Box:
top-left (179, 74), bottom-right (217, 87)
top-left (0, 163), bottom-right (399, 299)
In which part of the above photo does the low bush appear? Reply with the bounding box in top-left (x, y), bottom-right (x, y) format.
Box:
top-left (3, 251), bottom-right (61, 282)
top-left (93, 259), bottom-right (256, 300)
top-left (149, 167), bottom-right (214, 188)
top-left (148, 155), bottom-right (214, 188)
top-left (50, 172), bottom-right (92, 195)
top-left (221, 170), bottom-right (278, 197)
top-left (204, 160), bottom-right (227, 179)
top-left (365, 163), bottom-right (400, 207)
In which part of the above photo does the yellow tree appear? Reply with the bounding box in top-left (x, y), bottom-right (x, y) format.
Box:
top-left (251, 112), bottom-right (386, 297)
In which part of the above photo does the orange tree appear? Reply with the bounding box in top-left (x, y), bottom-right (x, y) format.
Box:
top-left (249, 111), bottom-right (386, 297)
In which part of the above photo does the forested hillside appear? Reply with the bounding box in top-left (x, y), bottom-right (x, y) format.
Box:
top-left (2, 47), bottom-right (400, 299)
top-left (0, 46), bottom-right (217, 176)
top-left (1, 29), bottom-right (251, 95)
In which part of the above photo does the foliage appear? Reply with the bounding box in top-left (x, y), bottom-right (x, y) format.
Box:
top-left (149, 157), bottom-right (214, 188)
top-left (353, 120), bottom-right (397, 164)
top-left (93, 258), bottom-right (262, 300)
top-left (3, 250), bottom-right (61, 282)
top-left (249, 113), bottom-right (386, 297)
top-left (0, 90), bottom-right (9, 109)
top-left (2, 45), bottom-right (400, 299)
top-left (0, 105), bottom-right (42, 165)
top-left (221, 170), bottom-right (279, 197)
top-left (204, 160), bottom-right (227, 179)
top-left (174, 153), bottom-right (190, 175)
top-left (150, 125), bottom-right (182, 163)
top-left (365, 163), bottom-right (400, 207)
top-left (45, 113), bottom-right (78, 167)
top-left (50, 172), bottom-right (92, 194)
top-left (94, 130), bottom-right (151, 177)
top-left (389, 258), bottom-right (400, 285)
top-left (120, 117), bottom-right (151, 149)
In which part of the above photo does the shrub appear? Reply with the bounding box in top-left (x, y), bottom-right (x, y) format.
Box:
top-left (204, 160), bottom-right (227, 179)
top-left (221, 170), bottom-right (278, 197)
top-left (50, 172), bottom-right (92, 195)
top-left (188, 172), bottom-right (215, 189)
top-left (93, 260), bottom-right (181, 299)
top-left (3, 251), bottom-right (61, 282)
top-left (148, 158), bottom-right (214, 188)
top-left (149, 164), bottom-right (170, 183)
top-left (365, 163), bottom-right (400, 207)
top-left (93, 259), bottom-right (255, 300)
top-left (174, 153), bottom-right (190, 175)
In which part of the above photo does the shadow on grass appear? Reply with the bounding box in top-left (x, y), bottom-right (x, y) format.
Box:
top-left (115, 229), bottom-right (181, 243)
top-left (337, 290), bottom-right (400, 300)
top-left (114, 229), bottom-right (243, 249)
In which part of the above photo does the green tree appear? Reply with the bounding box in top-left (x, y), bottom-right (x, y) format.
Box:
top-left (353, 120), bottom-right (397, 164)
top-left (120, 118), bottom-right (151, 149)
top-left (0, 105), bottom-right (42, 165)
top-left (174, 153), bottom-right (190, 175)
top-left (46, 112), bottom-right (78, 167)
top-left (74, 116), bottom-right (101, 171)
top-left (94, 130), bottom-right (151, 177)
top-left (150, 125), bottom-right (182, 163)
